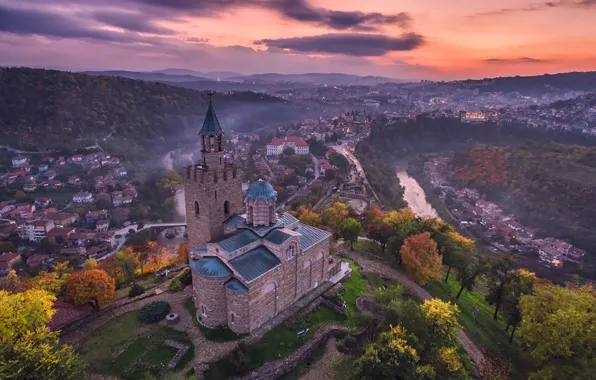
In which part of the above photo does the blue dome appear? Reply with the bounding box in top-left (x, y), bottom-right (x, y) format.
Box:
top-left (190, 257), bottom-right (232, 278)
top-left (244, 179), bottom-right (277, 201)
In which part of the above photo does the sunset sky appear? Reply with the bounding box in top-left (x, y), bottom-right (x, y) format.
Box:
top-left (1, 0), bottom-right (595, 80)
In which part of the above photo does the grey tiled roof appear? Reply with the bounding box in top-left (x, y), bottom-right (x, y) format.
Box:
top-left (199, 102), bottom-right (223, 136)
top-left (190, 245), bottom-right (207, 254)
top-left (224, 214), bottom-right (245, 229)
top-left (218, 230), bottom-right (260, 254)
top-left (223, 213), bottom-right (299, 237)
top-left (229, 246), bottom-right (281, 282)
top-left (225, 278), bottom-right (248, 293)
top-left (264, 229), bottom-right (292, 245)
top-left (296, 223), bottom-right (332, 252)
top-left (190, 257), bottom-right (232, 278)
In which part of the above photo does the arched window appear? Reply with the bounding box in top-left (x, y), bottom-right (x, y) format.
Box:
top-left (214, 191), bottom-right (217, 200)
top-left (209, 135), bottom-right (215, 151)
top-left (286, 245), bottom-right (295, 261)
top-left (230, 312), bottom-right (236, 323)
top-left (194, 201), bottom-right (200, 217)
top-left (201, 305), bottom-right (208, 317)
top-left (224, 200), bottom-right (230, 216)
top-left (213, 172), bottom-right (218, 183)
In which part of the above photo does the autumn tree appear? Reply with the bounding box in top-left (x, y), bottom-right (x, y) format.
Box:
top-left (354, 325), bottom-right (422, 380)
top-left (437, 231), bottom-right (474, 282)
top-left (480, 352), bottom-right (511, 380)
top-left (156, 169), bottom-right (181, 195)
top-left (519, 282), bottom-right (596, 379)
top-left (486, 255), bottom-right (518, 320)
top-left (296, 206), bottom-right (321, 227)
top-left (401, 232), bottom-right (442, 285)
top-left (24, 271), bottom-right (66, 296)
top-left (0, 269), bottom-right (22, 293)
top-left (421, 299), bottom-right (461, 349)
top-left (83, 258), bottom-right (98, 270)
top-left (387, 235), bottom-right (404, 266)
top-left (64, 269), bottom-right (115, 309)
top-left (0, 289), bottom-right (86, 379)
top-left (320, 199), bottom-right (348, 239)
top-left (14, 190), bottom-right (28, 202)
top-left (384, 208), bottom-right (417, 240)
top-left (501, 269), bottom-right (536, 343)
top-left (341, 218), bottom-right (362, 250)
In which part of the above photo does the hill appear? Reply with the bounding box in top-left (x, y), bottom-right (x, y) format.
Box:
top-left (449, 143), bottom-right (596, 263)
top-left (83, 70), bottom-right (213, 83)
top-left (229, 72), bottom-right (403, 85)
top-left (152, 68), bottom-right (241, 81)
top-left (0, 67), bottom-right (304, 156)
top-left (454, 71), bottom-right (596, 94)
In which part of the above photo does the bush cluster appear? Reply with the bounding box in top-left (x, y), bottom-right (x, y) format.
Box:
top-left (128, 283), bottom-right (146, 298)
top-left (138, 301), bottom-right (171, 323)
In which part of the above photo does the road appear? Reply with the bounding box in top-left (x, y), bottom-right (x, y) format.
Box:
top-left (261, 157), bottom-right (274, 178)
top-left (278, 153), bottom-right (321, 211)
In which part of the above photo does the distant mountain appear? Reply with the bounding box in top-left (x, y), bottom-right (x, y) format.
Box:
top-left (153, 68), bottom-right (242, 81)
top-left (0, 67), bottom-right (309, 157)
top-left (83, 70), bottom-right (213, 83)
top-left (454, 71), bottom-right (596, 94)
top-left (229, 73), bottom-right (403, 85)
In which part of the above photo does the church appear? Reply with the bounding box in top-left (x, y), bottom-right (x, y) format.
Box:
top-left (184, 98), bottom-right (333, 334)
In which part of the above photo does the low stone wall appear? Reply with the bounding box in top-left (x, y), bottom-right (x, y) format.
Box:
top-left (237, 324), bottom-right (348, 380)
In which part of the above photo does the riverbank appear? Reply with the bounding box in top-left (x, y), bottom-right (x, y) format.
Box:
top-left (394, 158), bottom-right (439, 219)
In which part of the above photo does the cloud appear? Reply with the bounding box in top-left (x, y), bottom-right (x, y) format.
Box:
top-left (90, 10), bottom-right (176, 35)
top-left (186, 37), bottom-right (210, 43)
top-left (0, 5), bottom-right (138, 43)
top-left (484, 57), bottom-right (549, 63)
top-left (255, 33), bottom-right (424, 57)
top-left (471, 0), bottom-right (596, 18)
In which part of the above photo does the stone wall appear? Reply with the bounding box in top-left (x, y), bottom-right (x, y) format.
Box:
top-left (193, 272), bottom-right (230, 327)
top-left (247, 266), bottom-right (283, 330)
top-left (184, 161), bottom-right (244, 251)
top-left (226, 288), bottom-right (250, 334)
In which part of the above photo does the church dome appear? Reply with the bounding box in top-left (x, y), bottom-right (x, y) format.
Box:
top-left (244, 179), bottom-right (277, 201)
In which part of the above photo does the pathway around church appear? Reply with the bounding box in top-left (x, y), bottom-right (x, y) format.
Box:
top-left (344, 251), bottom-right (486, 367)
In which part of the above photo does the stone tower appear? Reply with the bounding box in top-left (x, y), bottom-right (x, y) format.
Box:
top-left (184, 95), bottom-right (244, 252)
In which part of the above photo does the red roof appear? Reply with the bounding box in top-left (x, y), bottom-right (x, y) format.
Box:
top-left (268, 136), bottom-right (308, 147)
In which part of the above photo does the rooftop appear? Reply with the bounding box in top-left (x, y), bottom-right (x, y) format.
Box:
top-left (225, 278), bottom-right (248, 293)
top-left (264, 229), bottom-right (293, 245)
top-left (199, 100), bottom-right (223, 136)
top-left (229, 246), bottom-right (281, 283)
top-left (218, 230), bottom-right (260, 254)
top-left (268, 136), bottom-right (308, 147)
top-left (190, 256), bottom-right (232, 278)
top-left (296, 223), bottom-right (332, 252)
top-left (245, 179), bottom-right (278, 201)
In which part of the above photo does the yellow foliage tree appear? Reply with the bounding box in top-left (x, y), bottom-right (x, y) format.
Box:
top-left (297, 206), bottom-right (322, 227)
top-left (83, 258), bottom-right (98, 270)
top-left (24, 271), bottom-right (65, 296)
top-left (0, 269), bottom-right (22, 293)
top-left (384, 208), bottom-right (417, 237)
top-left (0, 289), bottom-right (56, 345)
top-left (519, 282), bottom-right (596, 379)
top-left (421, 299), bottom-right (462, 348)
top-left (321, 200), bottom-right (348, 238)
top-left (401, 232), bottom-right (442, 285)
top-left (64, 269), bottom-right (115, 309)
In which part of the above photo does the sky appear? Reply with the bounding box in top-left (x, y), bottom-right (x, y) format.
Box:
top-left (0, 0), bottom-right (595, 80)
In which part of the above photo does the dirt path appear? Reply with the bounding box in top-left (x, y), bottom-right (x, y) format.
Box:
top-left (345, 251), bottom-right (486, 367)
top-left (299, 337), bottom-right (343, 380)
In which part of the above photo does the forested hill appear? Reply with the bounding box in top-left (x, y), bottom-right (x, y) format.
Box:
top-left (449, 143), bottom-right (596, 263)
top-left (0, 67), bottom-right (300, 155)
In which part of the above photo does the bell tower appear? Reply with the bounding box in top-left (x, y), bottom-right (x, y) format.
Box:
top-left (184, 93), bottom-right (244, 253)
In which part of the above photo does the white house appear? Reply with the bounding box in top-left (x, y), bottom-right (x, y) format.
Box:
top-left (363, 99), bottom-right (380, 108)
top-left (12, 156), bottom-right (29, 168)
top-left (266, 136), bottom-right (309, 156)
top-left (73, 191), bottom-right (94, 203)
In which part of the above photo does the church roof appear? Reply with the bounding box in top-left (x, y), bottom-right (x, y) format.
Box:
top-left (264, 229), bottom-right (293, 245)
top-left (190, 245), bottom-right (207, 255)
top-left (223, 212), bottom-right (299, 237)
top-left (244, 179), bottom-right (277, 201)
top-left (218, 230), bottom-right (260, 254)
top-left (190, 256), bottom-right (232, 278)
top-left (296, 223), bottom-right (332, 252)
top-left (229, 246), bottom-right (281, 282)
top-left (199, 100), bottom-right (223, 136)
top-left (225, 278), bottom-right (248, 293)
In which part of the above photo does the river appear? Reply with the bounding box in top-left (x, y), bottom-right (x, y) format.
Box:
top-left (162, 151), bottom-right (187, 222)
top-left (395, 160), bottom-right (439, 219)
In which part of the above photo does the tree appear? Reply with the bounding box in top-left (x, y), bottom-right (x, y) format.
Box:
top-left (437, 231), bottom-right (474, 282)
top-left (480, 352), bottom-right (511, 380)
top-left (354, 325), bottom-right (421, 380)
top-left (282, 146), bottom-right (295, 156)
top-left (420, 299), bottom-right (461, 349)
top-left (0, 270), bottom-right (21, 293)
top-left (320, 199), bottom-right (349, 239)
top-left (455, 256), bottom-right (488, 299)
top-left (14, 190), bottom-right (27, 202)
top-left (24, 271), bottom-right (65, 296)
top-left (64, 269), bottom-right (115, 309)
top-left (401, 232), bottom-right (442, 285)
top-left (296, 206), bottom-right (321, 227)
top-left (341, 218), bottom-right (362, 250)
top-left (0, 289), bottom-right (86, 379)
top-left (501, 269), bottom-right (536, 343)
top-left (54, 261), bottom-right (72, 278)
top-left (387, 235), bottom-right (403, 266)
top-left (156, 169), bottom-right (181, 195)
top-left (486, 255), bottom-right (518, 320)
top-left (519, 283), bottom-right (596, 379)
top-left (83, 258), bottom-right (98, 270)
top-left (384, 208), bottom-right (417, 239)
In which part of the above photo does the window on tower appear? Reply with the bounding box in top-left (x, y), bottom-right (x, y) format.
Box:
top-left (224, 200), bottom-right (230, 216)
top-left (194, 201), bottom-right (200, 217)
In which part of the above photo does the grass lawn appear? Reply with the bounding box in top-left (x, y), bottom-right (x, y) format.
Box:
top-left (337, 259), bottom-right (368, 325)
top-left (115, 275), bottom-right (167, 300)
top-left (426, 274), bottom-right (534, 380)
top-left (183, 298), bottom-right (247, 342)
top-left (81, 311), bottom-right (194, 379)
top-left (205, 306), bottom-right (346, 380)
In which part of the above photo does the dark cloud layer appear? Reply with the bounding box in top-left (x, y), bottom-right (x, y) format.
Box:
top-left (472, 0), bottom-right (596, 17)
top-left (0, 5), bottom-right (135, 42)
top-left (484, 57), bottom-right (548, 63)
top-left (256, 33), bottom-right (424, 56)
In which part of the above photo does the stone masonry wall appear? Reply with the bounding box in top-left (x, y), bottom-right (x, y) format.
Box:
top-left (247, 266), bottom-right (282, 331)
top-left (194, 273), bottom-right (230, 327)
top-left (184, 162), bottom-right (244, 251)
top-left (226, 288), bottom-right (250, 334)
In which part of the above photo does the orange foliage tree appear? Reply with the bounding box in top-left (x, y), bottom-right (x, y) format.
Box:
top-left (64, 269), bottom-right (115, 309)
top-left (400, 232), bottom-right (442, 285)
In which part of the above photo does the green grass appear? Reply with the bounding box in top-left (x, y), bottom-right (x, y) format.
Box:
top-left (115, 275), bottom-right (166, 300)
top-left (277, 339), bottom-right (329, 380)
top-left (183, 298), bottom-right (247, 342)
top-left (81, 311), bottom-right (194, 379)
top-left (426, 274), bottom-right (534, 380)
top-left (337, 259), bottom-right (368, 325)
top-left (205, 306), bottom-right (345, 380)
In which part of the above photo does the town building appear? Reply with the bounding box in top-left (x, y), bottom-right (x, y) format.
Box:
top-left (12, 156), bottom-right (29, 168)
top-left (73, 191), bottom-right (93, 203)
top-left (0, 252), bottom-right (21, 276)
top-left (184, 100), bottom-right (333, 334)
top-left (18, 220), bottom-right (55, 242)
top-left (266, 136), bottom-right (310, 156)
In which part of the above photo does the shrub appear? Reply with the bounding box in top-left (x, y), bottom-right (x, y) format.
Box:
top-left (128, 283), bottom-right (146, 298)
top-left (169, 268), bottom-right (192, 291)
top-left (179, 268), bottom-right (192, 286)
top-left (139, 301), bottom-right (171, 323)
